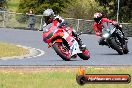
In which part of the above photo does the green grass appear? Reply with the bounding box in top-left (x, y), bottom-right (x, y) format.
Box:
top-left (7, 0), bottom-right (20, 12)
top-left (0, 67), bottom-right (131, 88)
top-left (0, 42), bottom-right (29, 58)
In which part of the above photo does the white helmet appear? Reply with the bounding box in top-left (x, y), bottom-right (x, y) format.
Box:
top-left (43, 9), bottom-right (55, 24)
top-left (43, 9), bottom-right (54, 16)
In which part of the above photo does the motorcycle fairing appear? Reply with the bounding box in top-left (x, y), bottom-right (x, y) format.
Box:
top-left (70, 39), bottom-right (82, 56)
top-left (62, 31), bottom-right (82, 56)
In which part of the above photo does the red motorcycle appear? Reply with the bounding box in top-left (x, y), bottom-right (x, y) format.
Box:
top-left (43, 20), bottom-right (90, 61)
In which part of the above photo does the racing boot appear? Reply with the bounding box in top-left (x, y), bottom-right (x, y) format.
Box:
top-left (72, 31), bottom-right (86, 50)
top-left (120, 30), bottom-right (128, 40)
top-left (123, 33), bottom-right (128, 40)
top-left (77, 37), bottom-right (86, 50)
top-left (118, 25), bottom-right (128, 40)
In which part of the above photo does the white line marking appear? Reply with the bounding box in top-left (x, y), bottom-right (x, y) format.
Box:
top-left (0, 44), bottom-right (45, 60)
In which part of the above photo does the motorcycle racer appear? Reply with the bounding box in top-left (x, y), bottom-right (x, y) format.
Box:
top-left (42, 9), bottom-right (86, 50)
top-left (93, 12), bottom-right (127, 45)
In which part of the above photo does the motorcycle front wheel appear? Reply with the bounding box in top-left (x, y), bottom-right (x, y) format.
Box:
top-left (110, 38), bottom-right (124, 55)
top-left (53, 42), bottom-right (71, 61)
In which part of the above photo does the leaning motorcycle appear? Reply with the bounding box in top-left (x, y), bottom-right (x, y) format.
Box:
top-left (102, 22), bottom-right (129, 55)
top-left (42, 20), bottom-right (90, 61)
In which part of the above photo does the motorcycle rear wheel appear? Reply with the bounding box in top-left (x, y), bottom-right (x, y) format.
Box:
top-left (123, 41), bottom-right (129, 54)
top-left (53, 42), bottom-right (71, 61)
top-left (77, 49), bottom-right (90, 60)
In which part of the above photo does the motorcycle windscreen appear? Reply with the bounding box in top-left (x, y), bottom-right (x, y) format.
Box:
top-left (43, 23), bottom-right (53, 33)
top-left (43, 23), bottom-right (54, 42)
top-left (102, 22), bottom-right (116, 34)
top-left (102, 22), bottom-right (115, 32)
top-left (102, 22), bottom-right (116, 38)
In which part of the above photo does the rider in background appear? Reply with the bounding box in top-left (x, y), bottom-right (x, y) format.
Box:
top-left (41, 9), bottom-right (86, 49)
top-left (93, 12), bottom-right (127, 45)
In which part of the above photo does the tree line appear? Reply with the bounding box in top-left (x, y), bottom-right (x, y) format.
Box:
top-left (0, 0), bottom-right (7, 10)
top-left (1, 0), bottom-right (132, 22)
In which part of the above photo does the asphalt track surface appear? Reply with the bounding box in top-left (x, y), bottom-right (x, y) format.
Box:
top-left (0, 28), bottom-right (132, 66)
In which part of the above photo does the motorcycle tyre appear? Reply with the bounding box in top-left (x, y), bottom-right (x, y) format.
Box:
top-left (123, 41), bottom-right (129, 54)
top-left (53, 42), bottom-right (71, 61)
top-left (110, 38), bottom-right (124, 55)
top-left (77, 49), bottom-right (90, 60)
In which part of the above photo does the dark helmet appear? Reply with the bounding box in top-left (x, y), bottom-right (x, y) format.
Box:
top-left (93, 13), bottom-right (102, 24)
top-left (43, 9), bottom-right (54, 24)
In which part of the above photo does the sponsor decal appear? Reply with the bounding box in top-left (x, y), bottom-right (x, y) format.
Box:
top-left (76, 67), bottom-right (131, 85)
